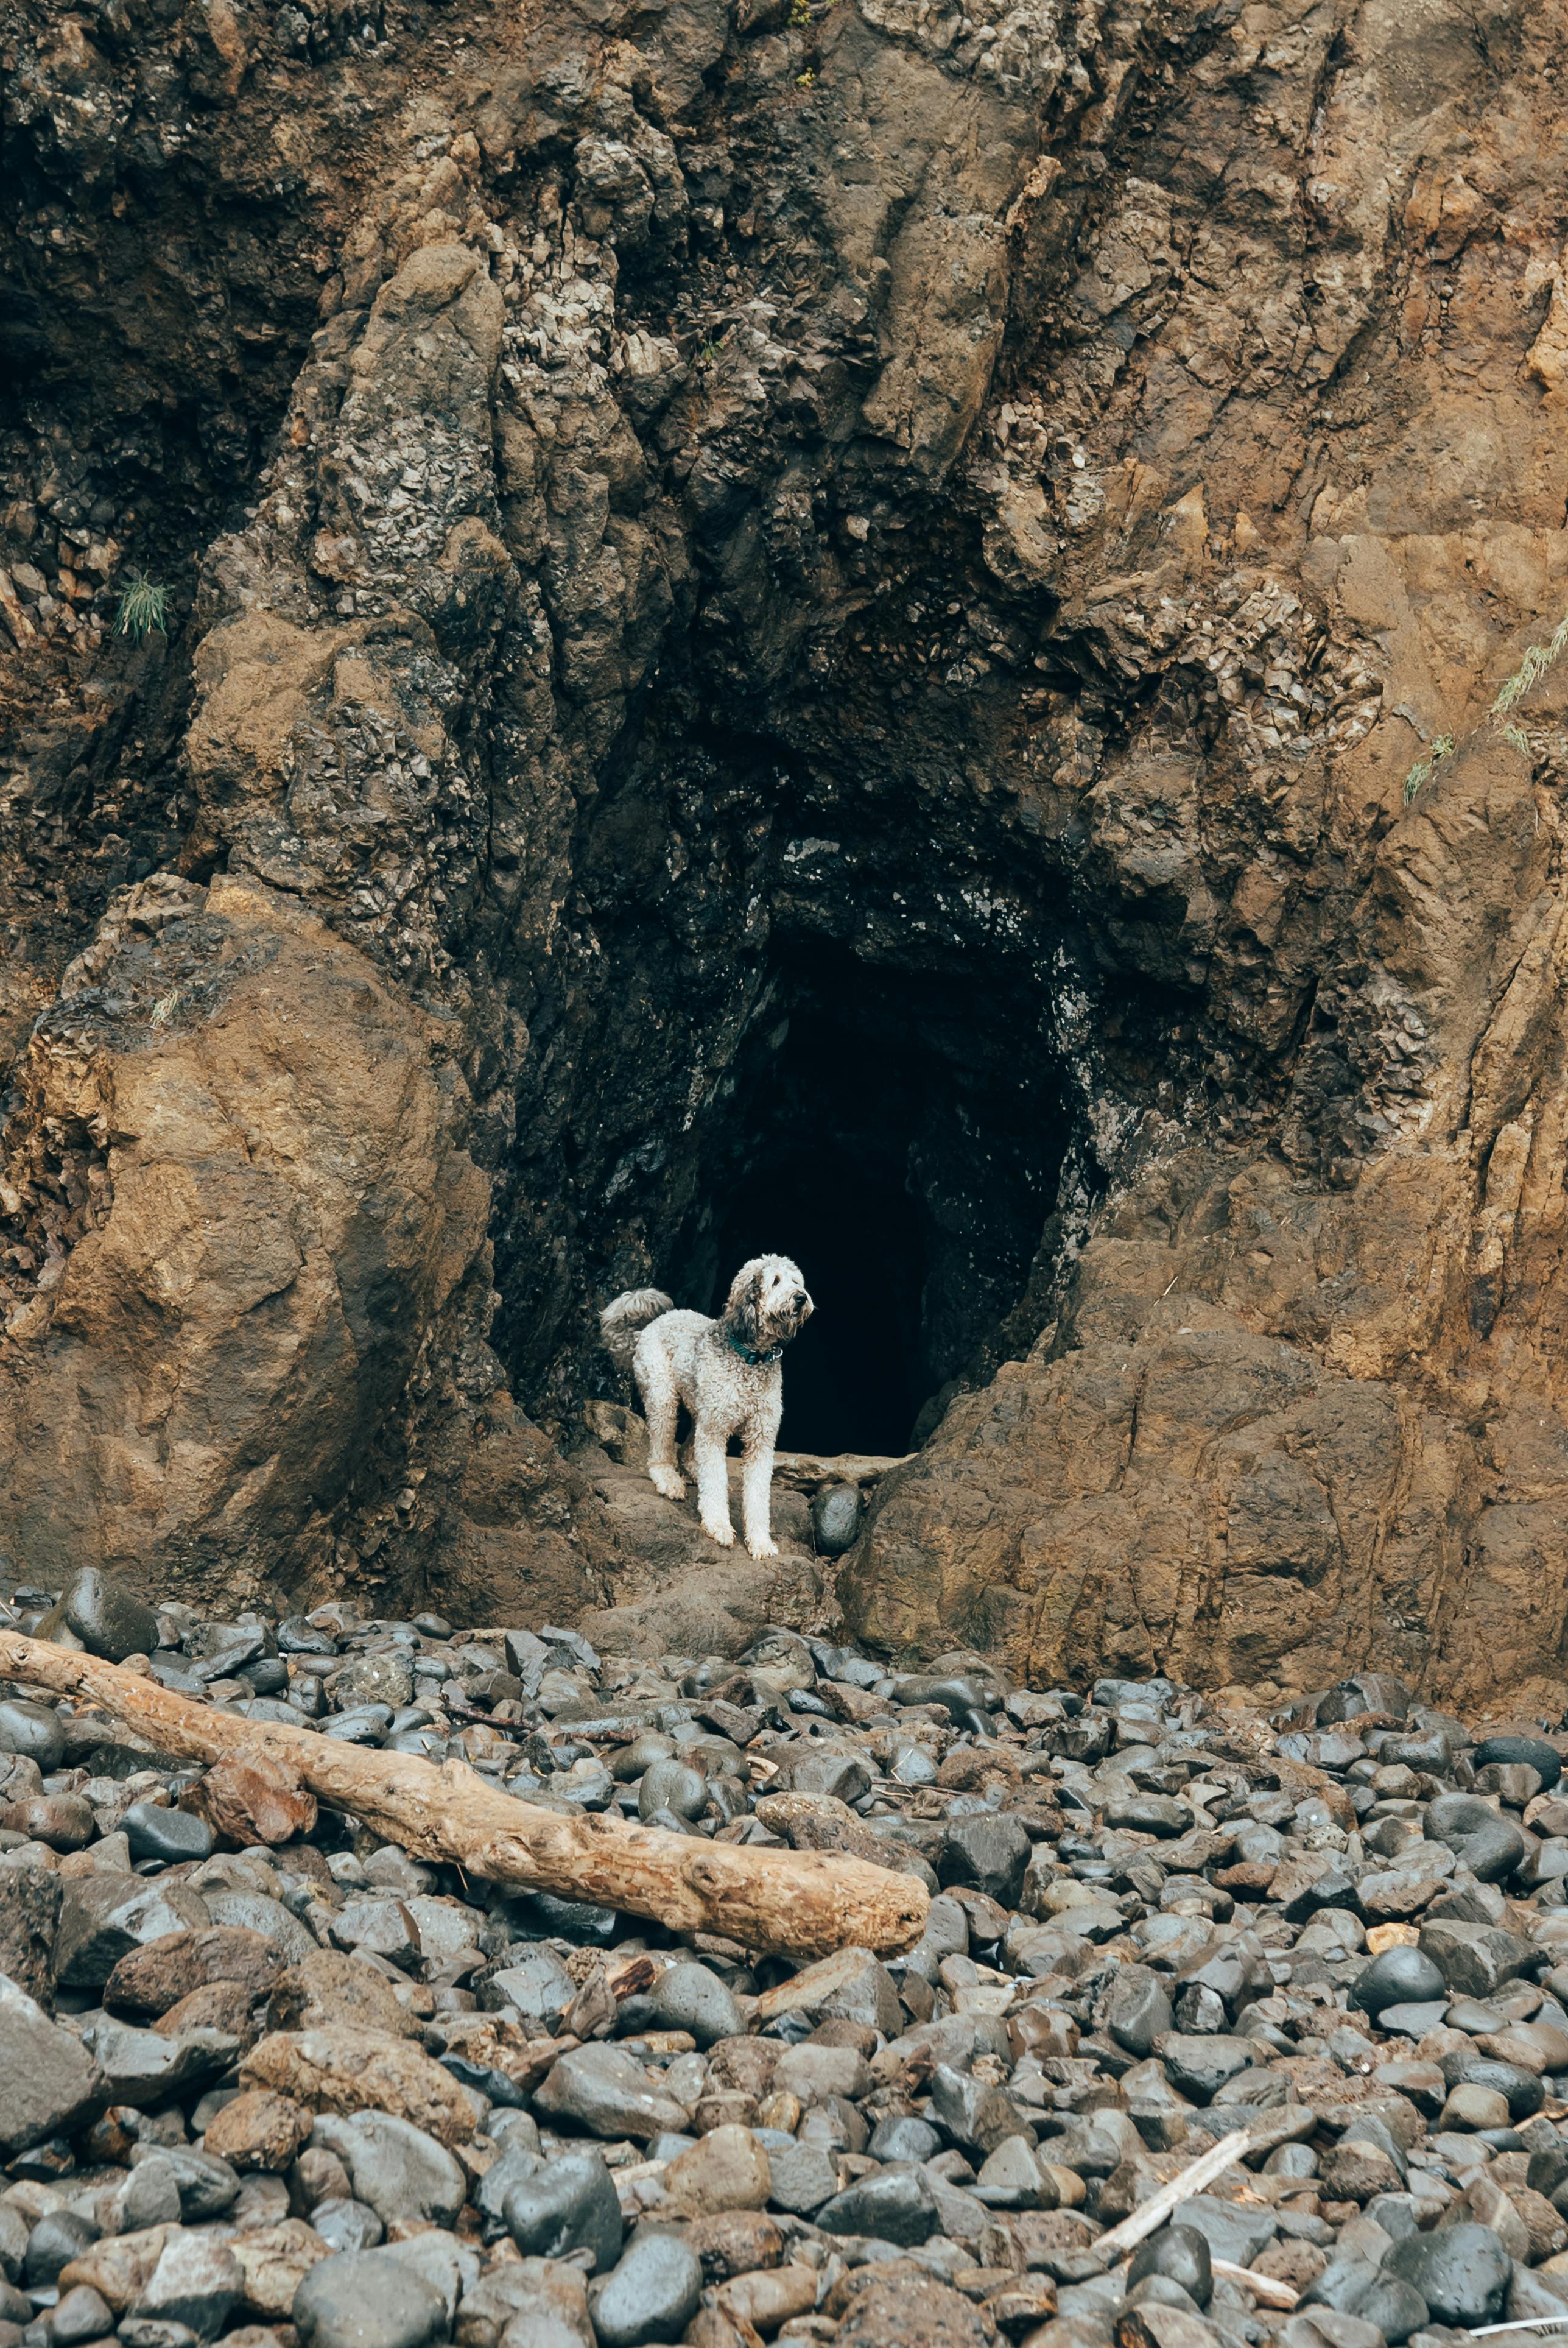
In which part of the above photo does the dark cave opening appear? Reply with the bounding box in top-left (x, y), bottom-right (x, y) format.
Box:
top-left (676, 948), bottom-right (1072, 1457)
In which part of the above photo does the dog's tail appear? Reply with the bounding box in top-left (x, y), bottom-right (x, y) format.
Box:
top-left (599, 1286), bottom-right (675, 1373)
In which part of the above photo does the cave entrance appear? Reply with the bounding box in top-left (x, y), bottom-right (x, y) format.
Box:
top-left (676, 950), bottom-right (1071, 1457)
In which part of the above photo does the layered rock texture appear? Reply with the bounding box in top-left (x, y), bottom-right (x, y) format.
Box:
top-left (6, 0), bottom-right (1568, 1701)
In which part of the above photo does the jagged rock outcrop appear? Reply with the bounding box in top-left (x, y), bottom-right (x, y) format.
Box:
top-left (5, 0), bottom-right (1568, 1701)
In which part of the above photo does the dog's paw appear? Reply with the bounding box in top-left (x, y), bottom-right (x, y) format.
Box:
top-left (703, 1518), bottom-right (736, 1548)
top-left (747, 1537), bottom-right (780, 1560)
top-left (649, 1467), bottom-right (686, 1501)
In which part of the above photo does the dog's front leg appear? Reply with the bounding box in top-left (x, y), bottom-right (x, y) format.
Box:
top-left (638, 1352), bottom-right (685, 1503)
top-left (741, 1428), bottom-right (779, 1559)
top-left (694, 1422), bottom-right (734, 1547)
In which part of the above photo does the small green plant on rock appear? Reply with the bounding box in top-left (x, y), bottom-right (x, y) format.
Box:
top-left (114, 573), bottom-right (171, 643)
top-left (1403, 733), bottom-right (1454, 803)
top-left (1492, 607), bottom-right (1568, 717)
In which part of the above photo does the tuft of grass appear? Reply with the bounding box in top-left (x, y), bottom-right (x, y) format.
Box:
top-left (1403, 732), bottom-right (1454, 803)
top-left (1396, 602), bottom-right (1568, 809)
top-left (1492, 608), bottom-right (1568, 717)
top-left (149, 987), bottom-right (183, 1028)
top-left (114, 573), bottom-right (171, 643)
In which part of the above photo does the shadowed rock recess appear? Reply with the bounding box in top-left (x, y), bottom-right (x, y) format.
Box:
top-left (7, 0), bottom-right (1568, 1705)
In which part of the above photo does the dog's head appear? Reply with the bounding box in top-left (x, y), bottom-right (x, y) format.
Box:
top-left (725, 1254), bottom-right (813, 1354)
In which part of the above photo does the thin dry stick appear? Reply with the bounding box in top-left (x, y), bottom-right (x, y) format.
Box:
top-left (0, 1631), bottom-right (928, 1961)
top-left (1093, 2130), bottom-right (1252, 2260)
top-left (1211, 2259), bottom-right (1299, 2310)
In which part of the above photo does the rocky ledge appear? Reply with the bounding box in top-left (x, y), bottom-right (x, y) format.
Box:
top-left (8, 1578), bottom-right (1568, 2348)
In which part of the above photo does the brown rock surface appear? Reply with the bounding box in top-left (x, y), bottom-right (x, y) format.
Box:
top-left (104, 1927), bottom-right (284, 2019)
top-left (7, 0), bottom-right (1568, 1696)
top-left (183, 1758), bottom-right (318, 1849)
top-left (262, 1950), bottom-right (424, 2041)
top-left (831, 2266), bottom-right (997, 2348)
top-left (153, 1980), bottom-right (265, 2045)
top-left (228, 2221), bottom-right (330, 2319)
top-left (202, 2089), bottom-right (313, 2171)
top-left (241, 2024), bottom-right (477, 2144)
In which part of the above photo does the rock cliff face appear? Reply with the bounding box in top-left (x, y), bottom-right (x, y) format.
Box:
top-left (5, 0), bottom-right (1568, 1702)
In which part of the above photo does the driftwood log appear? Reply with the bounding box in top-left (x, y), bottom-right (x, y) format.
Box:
top-left (0, 1630), bottom-right (928, 1960)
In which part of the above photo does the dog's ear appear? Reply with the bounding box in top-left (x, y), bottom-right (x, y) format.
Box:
top-left (725, 1259), bottom-right (765, 1349)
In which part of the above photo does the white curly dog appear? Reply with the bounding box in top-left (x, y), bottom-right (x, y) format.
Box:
top-left (600, 1255), bottom-right (814, 1559)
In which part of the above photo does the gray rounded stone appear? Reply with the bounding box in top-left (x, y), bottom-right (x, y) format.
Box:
top-left (587, 2233), bottom-right (703, 2348)
top-left (0, 1699), bottom-right (64, 1772)
top-left (868, 2115), bottom-right (941, 2162)
top-left (293, 2248), bottom-right (445, 2348)
top-left (51, 2286), bottom-right (114, 2348)
top-left (812, 1484), bottom-right (862, 1555)
top-left (636, 1758), bottom-right (708, 1822)
top-left (310, 2200), bottom-right (385, 2255)
top-left (645, 1960), bottom-right (743, 2048)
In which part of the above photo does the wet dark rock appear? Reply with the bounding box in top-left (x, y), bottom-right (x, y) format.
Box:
top-left (58, 1570), bottom-right (161, 1663)
top-left (938, 1813), bottom-right (1032, 1906)
top-left (502, 2151), bottom-right (623, 2271)
top-left (1354, 2277), bottom-right (1435, 2343)
top-left (1387, 2222), bottom-right (1513, 2325)
top-left (123, 1802), bottom-right (215, 1864)
top-left (785, 1750), bottom-right (872, 1802)
top-left (1128, 2226), bottom-right (1213, 2307)
top-left (1352, 1946), bottom-right (1449, 2016)
top-left (1475, 1736), bottom-right (1562, 1786)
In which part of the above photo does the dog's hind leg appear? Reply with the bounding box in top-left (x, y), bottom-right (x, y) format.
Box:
top-left (694, 1422), bottom-right (735, 1547)
top-left (638, 1344), bottom-right (686, 1503)
top-left (740, 1419), bottom-right (780, 1559)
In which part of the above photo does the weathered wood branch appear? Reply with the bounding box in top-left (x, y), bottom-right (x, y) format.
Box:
top-left (0, 1631), bottom-right (928, 1961)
